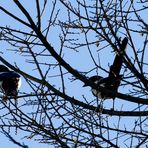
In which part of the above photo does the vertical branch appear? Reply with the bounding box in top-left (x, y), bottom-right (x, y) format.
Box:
top-left (36, 0), bottom-right (41, 29)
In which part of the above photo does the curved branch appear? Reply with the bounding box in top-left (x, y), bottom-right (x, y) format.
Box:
top-left (0, 56), bottom-right (148, 117)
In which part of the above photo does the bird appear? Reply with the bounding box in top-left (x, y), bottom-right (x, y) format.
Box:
top-left (0, 65), bottom-right (21, 101)
top-left (83, 37), bottom-right (128, 108)
top-left (84, 75), bottom-right (122, 99)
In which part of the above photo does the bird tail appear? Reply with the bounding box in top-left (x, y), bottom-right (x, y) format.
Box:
top-left (109, 37), bottom-right (128, 78)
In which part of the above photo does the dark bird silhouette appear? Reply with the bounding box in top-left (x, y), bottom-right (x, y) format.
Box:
top-left (83, 37), bottom-right (128, 107)
top-left (0, 65), bottom-right (21, 100)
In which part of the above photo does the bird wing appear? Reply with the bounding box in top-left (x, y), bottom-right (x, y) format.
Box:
top-left (109, 37), bottom-right (128, 79)
top-left (97, 77), bottom-right (109, 85)
top-left (105, 37), bottom-right (128, 98)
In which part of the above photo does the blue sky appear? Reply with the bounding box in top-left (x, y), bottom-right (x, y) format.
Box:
top-left (0, 1), bottom-right (50, 147)
top-left (0, 0), bottom-right (148, 147)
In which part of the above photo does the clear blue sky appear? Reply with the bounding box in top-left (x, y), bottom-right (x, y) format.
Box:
top-left (0, 1), bottom-right (147, 147)
top-left (0, 1), bottom-right (51, 148)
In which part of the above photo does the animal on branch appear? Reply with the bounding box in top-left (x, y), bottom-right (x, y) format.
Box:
top-left (0, 65), bottom-right (21, 101)
top-left (83, 37), bottom-right (128, 108)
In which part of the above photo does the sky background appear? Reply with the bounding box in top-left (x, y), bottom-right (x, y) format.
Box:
top-left (0, 1), bottom-right (52, 148)
top-left (0, 0), bottom-right (147, 148)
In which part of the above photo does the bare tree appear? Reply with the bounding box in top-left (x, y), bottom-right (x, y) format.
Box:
top-left (0, 0), bottom-right (147, 147)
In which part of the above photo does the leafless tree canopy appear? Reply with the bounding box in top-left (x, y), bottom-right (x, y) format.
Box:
top-left (0, 0), bottom-right (147, 147)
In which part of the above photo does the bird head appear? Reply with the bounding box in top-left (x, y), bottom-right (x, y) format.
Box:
top-left (83, 75), bottom-right (103, 87)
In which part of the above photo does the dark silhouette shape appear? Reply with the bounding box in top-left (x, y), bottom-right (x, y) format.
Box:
top-left (0, 65), bottom-right (21, 99)
top-left (84, 37), bottom-right (128, 101)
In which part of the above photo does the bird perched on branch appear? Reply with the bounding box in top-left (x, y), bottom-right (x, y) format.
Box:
top-left (0, 65), bottom-right (21, 101)
top-left (83, 37), bottom-right (128, 108)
